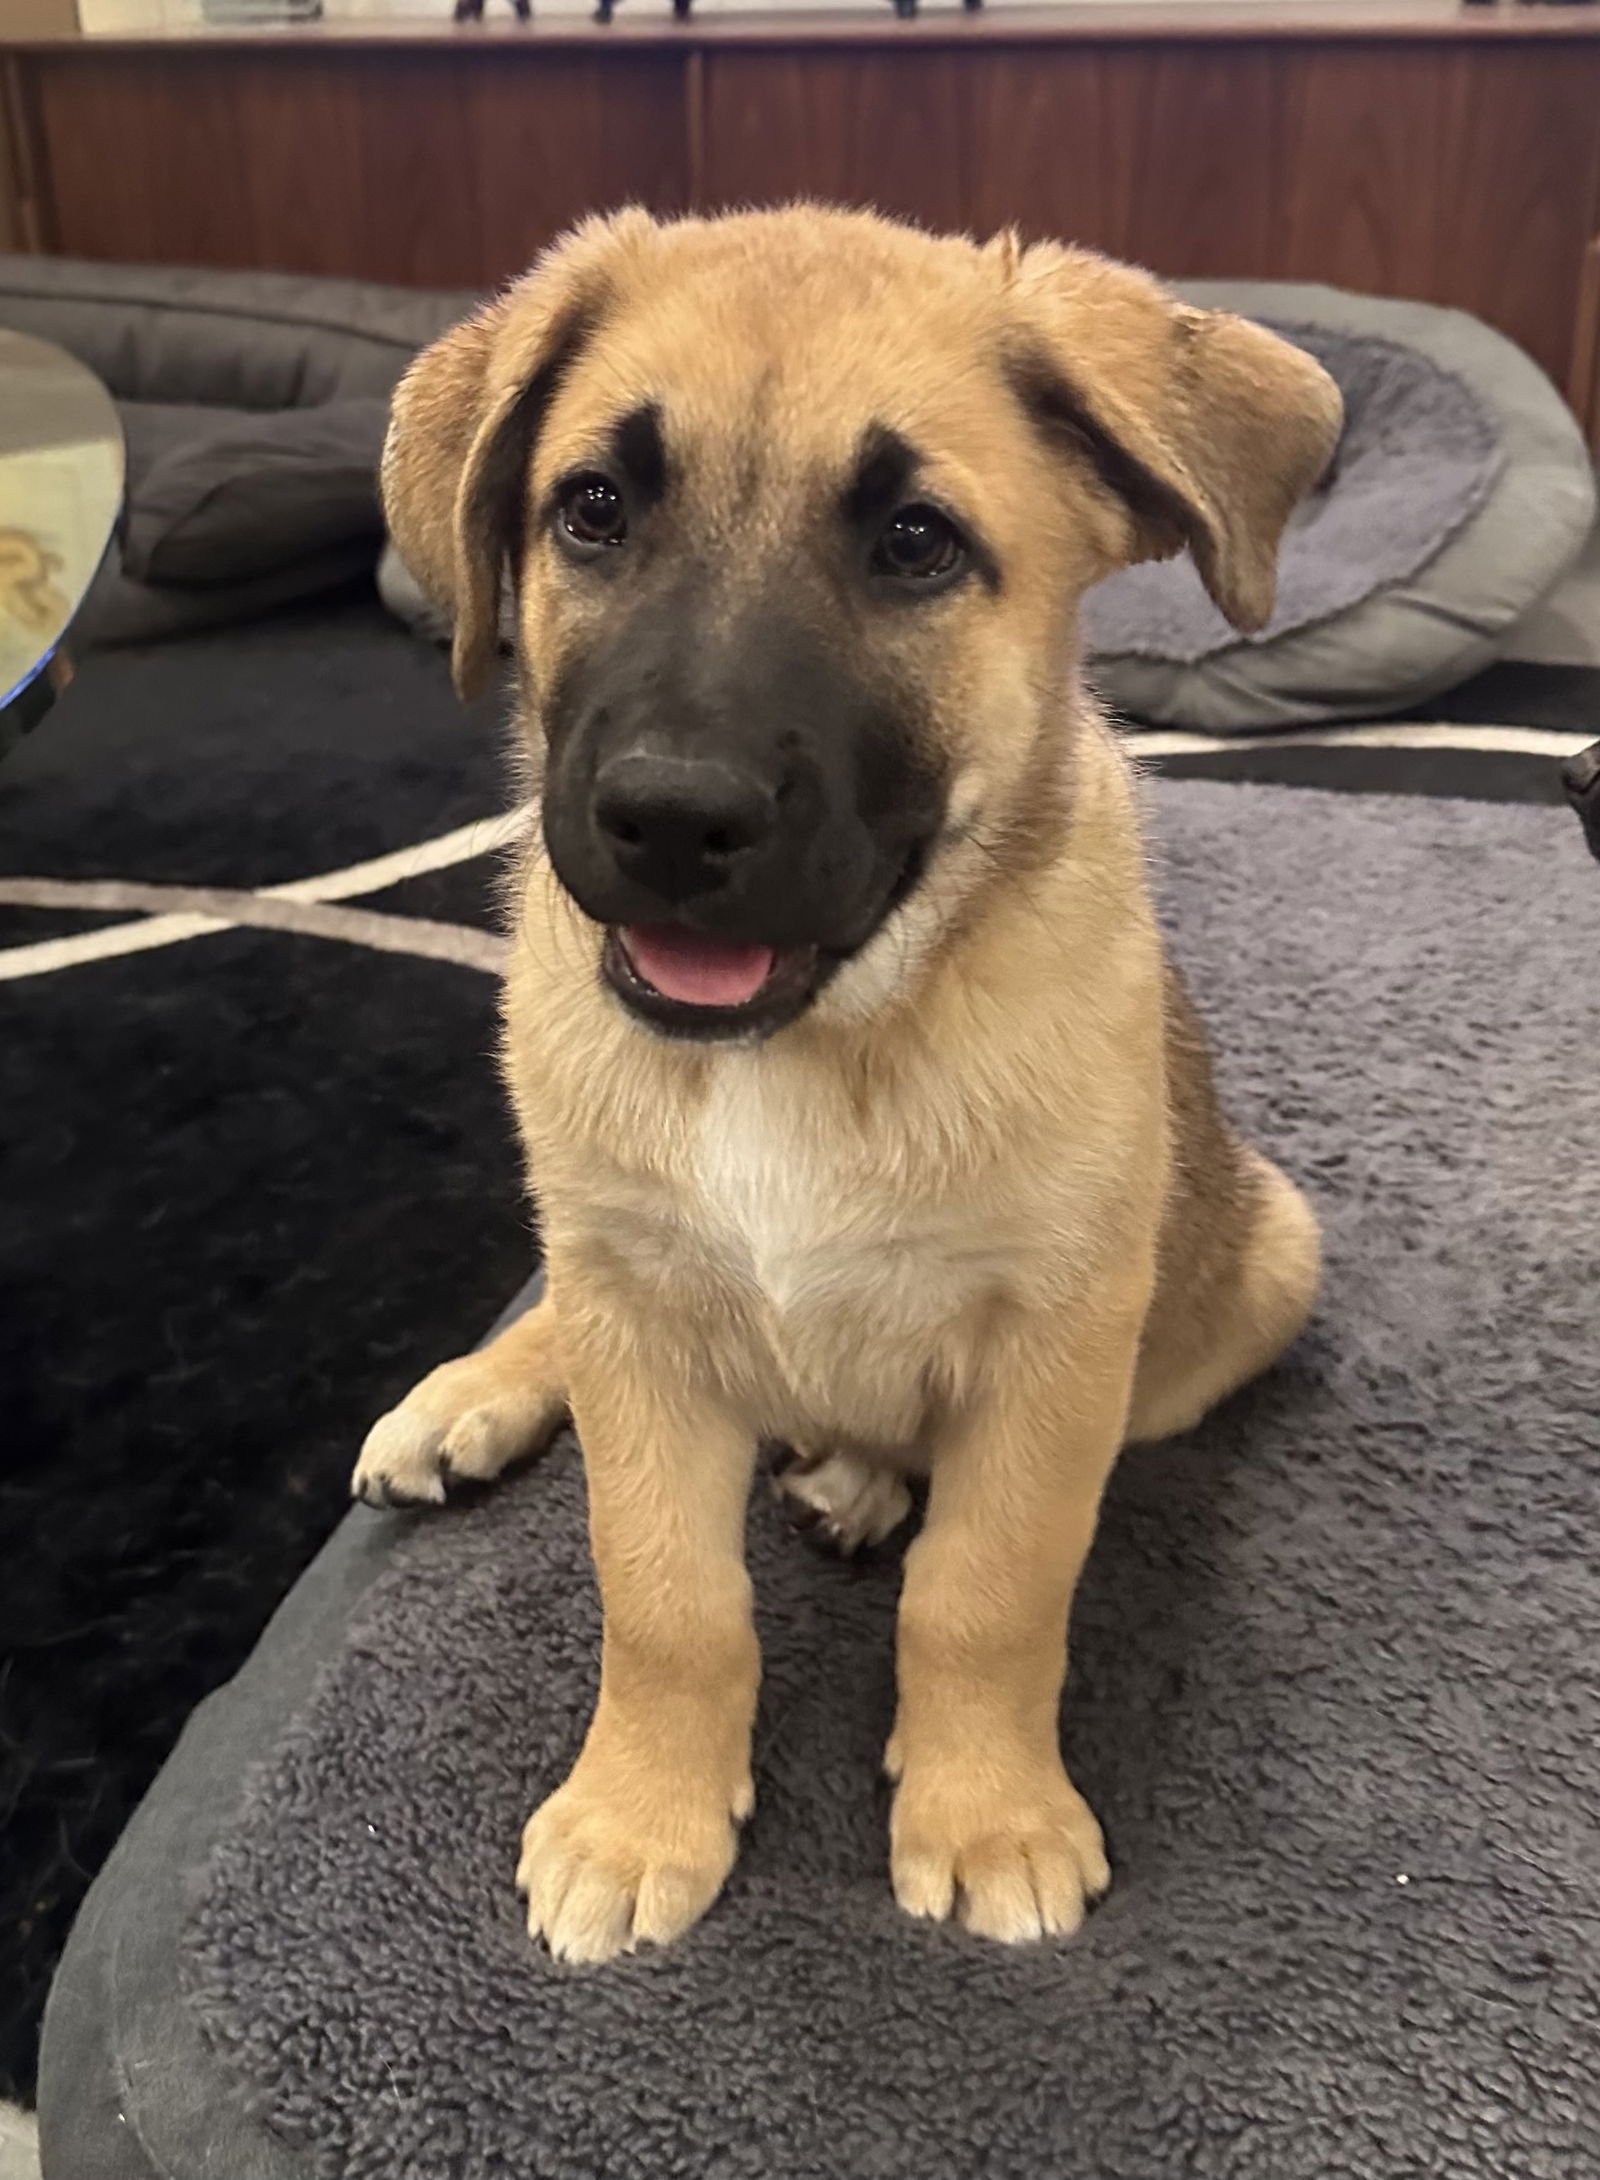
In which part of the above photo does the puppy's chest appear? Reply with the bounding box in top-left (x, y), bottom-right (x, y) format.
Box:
top-left (678, 1072), bottom-right (1009, 1430)
top-left (697, 1125), bottom-right (835, 1314)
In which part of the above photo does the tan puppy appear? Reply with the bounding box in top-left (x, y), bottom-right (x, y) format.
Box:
top-left (357, 206), bottom-right (1341, 1965)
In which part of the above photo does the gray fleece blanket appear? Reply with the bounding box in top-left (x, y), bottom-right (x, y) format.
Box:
top-left (188, 780), bottom-right (1599, 2180)
top-left (1082, 325), bottom-right (1502, 663)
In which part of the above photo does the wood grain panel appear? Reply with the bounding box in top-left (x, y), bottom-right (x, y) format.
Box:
top-left (708, 44), bottom-right (1282, 275)
top-left (1278, 42), bottom-right (1600, 382)
top-left (1431, 45), bottom-right (1600, 384)
top-left (700, 50), bottom-right (973, 231)
top-left (31, 49), bottom-right (688, 286)
top-left (961, 48), bottom-right (1127, 248)
top-left (0, 59), bottom-right (26, 253)
top-left (1, 50), bottom-right (49, 252)
top-left (15, 30), bottom-right (1600, 396)
top-left (1276, 47), bottom-right (1443, 297)
top-left (1099, 45), bottom-right (1283, 274)
top-left (949, 46), bottom-right (1281, 269)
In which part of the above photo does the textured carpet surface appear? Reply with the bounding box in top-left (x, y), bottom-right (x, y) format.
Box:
top-left (1083, 326), bottom-right (1501, 663)
top-left (187, 780), bottom-right (1600, 2180)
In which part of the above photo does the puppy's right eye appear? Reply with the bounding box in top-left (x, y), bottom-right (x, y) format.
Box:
top-left (558, 475), bottom-right (627, 551)
top-left (872, 503), bottom-right (966, 587)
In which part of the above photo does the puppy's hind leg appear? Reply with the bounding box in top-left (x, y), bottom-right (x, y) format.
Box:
top-left (1125, 1152), bottom-right (1319, 1446)
top-left (353, 1294), bottom-right (567, 1507)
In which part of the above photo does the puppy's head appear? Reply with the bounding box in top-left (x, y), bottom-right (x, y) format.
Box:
top-left (385, 207), bottom-right (1341, 1039)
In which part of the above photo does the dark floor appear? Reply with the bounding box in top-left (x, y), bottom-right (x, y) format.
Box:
top-left (0, 596), bottom-right (534, 2101)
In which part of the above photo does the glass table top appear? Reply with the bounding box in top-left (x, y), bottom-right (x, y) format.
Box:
top-left (1, 329), bottom-right (124, 727)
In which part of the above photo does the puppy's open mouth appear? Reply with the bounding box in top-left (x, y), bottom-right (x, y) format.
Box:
top-left (603, 925), bottom-right (824, 1038)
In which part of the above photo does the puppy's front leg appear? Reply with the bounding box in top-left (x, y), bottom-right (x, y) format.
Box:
top-left (888, 1285), bottom-right (1148, 1944)
top-left (517, 1329), bottom-right (758, 1964)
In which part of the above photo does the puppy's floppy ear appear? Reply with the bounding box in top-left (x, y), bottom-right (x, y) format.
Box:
top-left (1004, 243), bottom-right (1343, 632)
top-left (381, 208), bottom-right (655, 700)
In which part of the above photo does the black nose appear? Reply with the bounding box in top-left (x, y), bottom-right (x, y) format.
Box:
top-left (592, 747), bottom-right (780, 904)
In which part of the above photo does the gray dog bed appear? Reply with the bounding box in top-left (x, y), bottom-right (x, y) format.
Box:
top-left (0, 257), bottom-right (475, 646)
top-left (1086, 282), bottom-right (1596, 729)
top-left (40, 779), bottom-right (1600, 2180)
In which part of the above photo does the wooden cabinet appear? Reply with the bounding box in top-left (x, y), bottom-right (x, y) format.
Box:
top-left (9, 45), bottom-right (688, 283)
top-left (5, 2), bottom-right (1600, 425)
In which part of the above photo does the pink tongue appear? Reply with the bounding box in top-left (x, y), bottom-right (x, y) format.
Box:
top-left (624, 925), bottom-right (776, 1008)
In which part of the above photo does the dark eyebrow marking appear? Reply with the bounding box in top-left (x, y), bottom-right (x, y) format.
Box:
top-left (609, 402), bottom-right (668, 508)
top-left (843, 421), bottom-right (1002, 594)
top-left (843, 424), bottom-right (920, 531)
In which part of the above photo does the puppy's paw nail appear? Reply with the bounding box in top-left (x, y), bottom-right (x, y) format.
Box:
top-left (518, 1765), bottom-right (739, 1963)
top-left (890, 1768), bottom-right (1108, 1945)
top-left (350, 1405), bottom-right (451, 1507)
top-left (351, 1367), bottom-right (558, 1508)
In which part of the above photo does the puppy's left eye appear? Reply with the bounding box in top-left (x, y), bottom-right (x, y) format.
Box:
top-left (558, 474), bottom-right (628, 550)
top-left (873, 504), bottom-right (966, 585)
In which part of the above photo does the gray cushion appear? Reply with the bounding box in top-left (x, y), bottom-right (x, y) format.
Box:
top-left (1087, 283), bottom-right (1597, 730)
top-left (117, 399), bottom-right (231, 495)
top-left (0, 258), bottom-right (482, 647)
top-left (39, 780), bottom-right (1600, 2180)
top-left (79, 543), bottom-right (380, 650)
top-left (121, 399), bottom-right (388, 587)
top-left (0, 255), bottom-right (476, 410)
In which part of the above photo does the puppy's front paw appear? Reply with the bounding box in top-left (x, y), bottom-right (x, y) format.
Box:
top-left (889, 1753), bottom-right (1110, 1944)
top-left (353, 1355), bottom-right (563, 1507)
top-left (517, 1751), bottom-right (750, 1964)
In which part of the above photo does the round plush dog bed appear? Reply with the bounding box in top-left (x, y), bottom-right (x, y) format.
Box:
top-left (38, 777), bottom-right (1600, 2180)
top-left (1085, 281), bottom-right (1596, 730)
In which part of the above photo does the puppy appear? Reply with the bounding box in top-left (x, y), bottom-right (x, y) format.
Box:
top-left (357, 207), bottom-right (1342, 1964)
